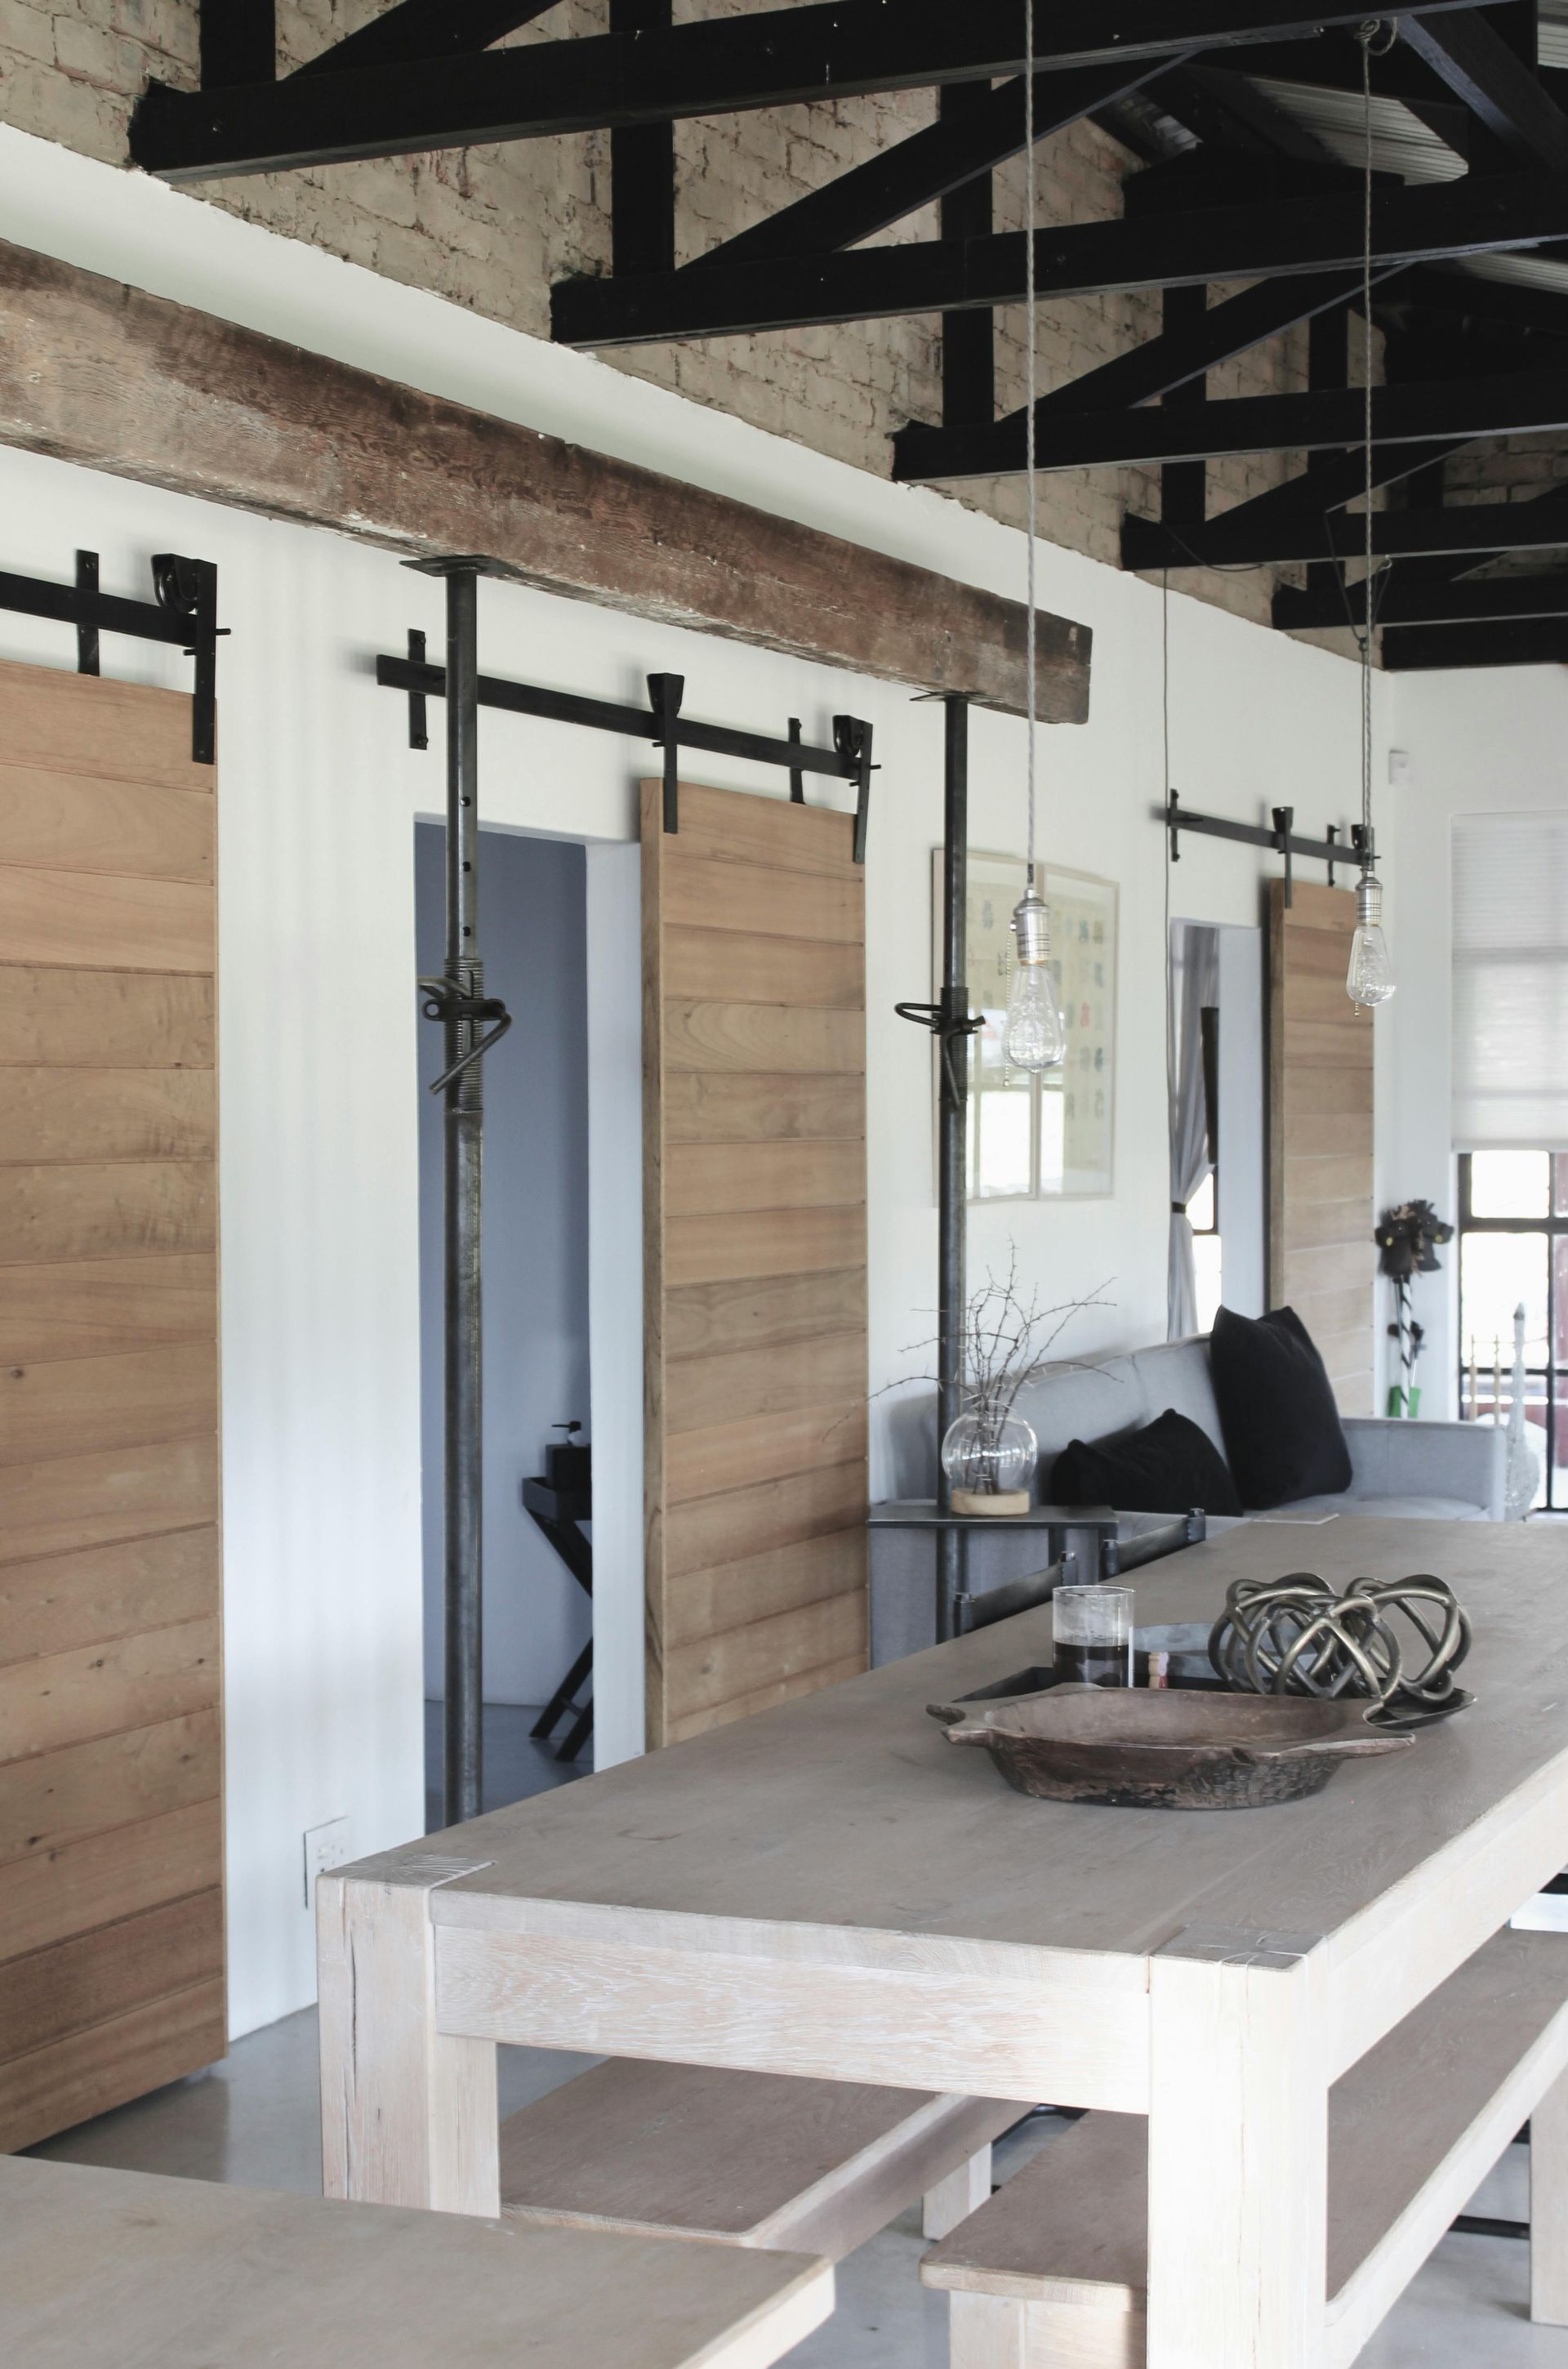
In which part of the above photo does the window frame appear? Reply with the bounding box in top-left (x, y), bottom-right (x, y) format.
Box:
top-left (1455, 1150), bottom-right (1562, 1510)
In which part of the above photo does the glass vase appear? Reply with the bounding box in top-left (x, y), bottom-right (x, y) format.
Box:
top-left (940, 1409), bottom-right (1037, 1515)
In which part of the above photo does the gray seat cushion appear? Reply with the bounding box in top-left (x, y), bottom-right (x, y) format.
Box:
top-left (1263, 1493), bottom-right (1487, 1523)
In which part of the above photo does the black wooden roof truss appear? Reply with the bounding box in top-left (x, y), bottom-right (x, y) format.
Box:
top-left (134, 1), bottom-right (1568, 668)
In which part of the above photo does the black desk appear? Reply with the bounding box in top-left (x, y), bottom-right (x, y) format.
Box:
top-left (522, 1477), bottom-right (592, 1763)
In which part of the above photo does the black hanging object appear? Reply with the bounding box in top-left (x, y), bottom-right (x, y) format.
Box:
top-left (75, 551), bottom-right (100, 676)
top-left (648, 671), bottom-right (685, 834)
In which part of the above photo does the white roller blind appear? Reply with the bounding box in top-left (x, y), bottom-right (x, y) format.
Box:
top-left (1453, 811), bottom-right (1568, 1149)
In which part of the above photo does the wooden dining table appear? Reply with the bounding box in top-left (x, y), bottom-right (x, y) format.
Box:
top-left (318, 1516), bottom-right (1568, 2369)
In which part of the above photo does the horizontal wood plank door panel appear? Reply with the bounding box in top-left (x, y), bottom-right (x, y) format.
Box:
top-left (1268, 879), bottom-right (1375, 1415)
top-left (644, 782), bottom-right (868, 1749)
top-left (0, 657), bottom-right (223, 2151)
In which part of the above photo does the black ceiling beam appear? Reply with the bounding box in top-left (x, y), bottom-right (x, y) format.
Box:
top-left (131, 0), bottom-right (1509, 181)
top-left (203, 1), bottom-right (274, 87)
top-left (1121, 436), bottom-right (1477, 565)
top-left (612, 0), bottom-right (675, 279)
top-left (693, 59), bottom-right (1183, 274)
top-left (1023, 364), bottom-right (1568, 471)
top-left (1382, 617), bottom-right (1568, 667)
top-left (1274, 564), bottom-right (1568, 627)
top-left (1403, 259), bottom-right (1568, 338)
top-left (1129, 491), bottom-right (1568, 564)
top-left (291, 3), bottom-right (560, 79)
top-left (1204, 31), bottom-right (1472, 111)
top-left (1401, 8), bottom-right (1568, 169)
top-left (551, 170), bottom-right (1568, 349)
top-left (893, 266), bottom-right (1401, 482)
top-left (938, 85), bottom-right (996, 435)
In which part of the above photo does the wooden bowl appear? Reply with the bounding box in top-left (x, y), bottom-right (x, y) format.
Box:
top-left (932, 1685), bottom-right (1414, 1810)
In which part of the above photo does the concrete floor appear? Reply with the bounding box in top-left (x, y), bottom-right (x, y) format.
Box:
top-left (20, 1711), bottom-right (1565, 2364)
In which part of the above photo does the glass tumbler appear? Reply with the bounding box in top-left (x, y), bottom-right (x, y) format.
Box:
top-left (1053, 1586), bottom-right (1134, 1689)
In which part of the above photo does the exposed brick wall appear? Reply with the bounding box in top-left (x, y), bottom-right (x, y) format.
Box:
top-left (2, 1), bottom-right (1351, 632)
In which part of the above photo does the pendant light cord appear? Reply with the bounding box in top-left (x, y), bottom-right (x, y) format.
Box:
top-left (1356, 20), bottom-right (1396, 851)
top-left (1360, 24), bottom-right (1375, 853)
top-left (1023, 0), bottom-right (1038, 892)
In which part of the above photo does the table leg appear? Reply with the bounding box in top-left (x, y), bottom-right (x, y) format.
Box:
top-left (1147, 1925), bottom-right (1329, 2369)
top-left (1532, 2061), bottom-right (1568, 2323)
top-left (318, 1855), bottom-right (499, 2215)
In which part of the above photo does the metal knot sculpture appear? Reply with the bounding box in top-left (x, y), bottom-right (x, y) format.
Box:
top-left (1209, 1573), bottom-right (1471, 1711)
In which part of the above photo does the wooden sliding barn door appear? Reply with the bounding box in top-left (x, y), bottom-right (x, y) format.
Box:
top-left (0, 658), bottom-right (222, 2149)
top-left (643, 781), bottom-right (869, 1749)
top-left (1268, 878), bottom-right (1375, 1414)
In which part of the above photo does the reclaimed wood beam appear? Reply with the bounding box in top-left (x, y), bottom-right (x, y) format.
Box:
top-left (0, 241), bottom-right (1089, 724)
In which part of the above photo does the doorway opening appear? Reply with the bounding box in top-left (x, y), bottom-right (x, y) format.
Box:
top-left (416, 821), bottom-right (592, 1830)
top-left (1169, 920), bottom-right (1266, 1336)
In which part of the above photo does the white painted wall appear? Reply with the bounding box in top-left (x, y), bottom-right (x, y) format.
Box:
top-left (1383, 667), bottom-right (1568, 1416)
top-left (416, 824), bottom-right (590, 1709)
top-left (0, 128), bottom-right (1392, 2037)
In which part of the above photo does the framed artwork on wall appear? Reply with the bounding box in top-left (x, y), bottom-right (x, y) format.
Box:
top-left (932, 849), bottom-right (1118, 1202)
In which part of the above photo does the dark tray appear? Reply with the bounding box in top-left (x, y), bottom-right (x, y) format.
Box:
top-left (946, 1622), bottom-right (1472, 1734)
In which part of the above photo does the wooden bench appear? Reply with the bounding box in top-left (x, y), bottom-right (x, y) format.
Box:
top-left (499, 2059), bottom-right (1027, 2255)
top-left (0, 2152), bottom-right (834, 2369)
top-left (921, 1928), bottom-right (1568, 2369)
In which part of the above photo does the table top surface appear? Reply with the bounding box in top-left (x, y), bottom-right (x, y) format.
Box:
top-left (410, 1518), bottom-right (1568, 1969)
top-left (0, 2156), bottom-right (829, 2369)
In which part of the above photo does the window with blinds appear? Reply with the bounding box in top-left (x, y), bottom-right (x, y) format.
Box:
top-left (1452, 813), bottom-right (1568, 1151)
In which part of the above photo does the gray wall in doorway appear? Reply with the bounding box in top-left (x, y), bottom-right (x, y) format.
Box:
top-left (416, 823), bottom-right (591, 1706)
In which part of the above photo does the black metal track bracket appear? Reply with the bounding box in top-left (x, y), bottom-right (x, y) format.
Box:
top-left (382, 640), bottom-right (873, 859)
top-left (835, 713), bottom-right (878, 864)
top-left (1164, 788), bottom-right (1363, 896)
top-left (0, 548), bottom-right (222, 764)
top-left (648, 670), bottom-right (684, 835)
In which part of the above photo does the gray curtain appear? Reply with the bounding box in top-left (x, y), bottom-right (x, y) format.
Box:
top-left (1169, 924), bottom-right (1220, 1341)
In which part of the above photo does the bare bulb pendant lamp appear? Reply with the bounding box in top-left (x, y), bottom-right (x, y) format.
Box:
top-left (1001, 0), bottom-right (1068, 1074)
top-left (1348, 20), bottom-right (1396, 1011)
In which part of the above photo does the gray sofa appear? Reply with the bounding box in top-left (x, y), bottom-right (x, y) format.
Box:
top-left (871, 1331), bottom-right (1505, 1665)
top-left (1013, 1334), bottom-right (1506, 1525)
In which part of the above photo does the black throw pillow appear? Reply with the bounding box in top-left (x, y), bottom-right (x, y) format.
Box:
top-left (1208, 1304), bottom-right (1352, 1510)
top-left (1048, 1408), bottom-right (1243, 1518)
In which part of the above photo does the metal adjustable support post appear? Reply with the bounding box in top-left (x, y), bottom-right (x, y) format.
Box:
top-left (898, 694), bottom-right (977, 1644)
top-left (409, 559), bottom-right (514, 1827)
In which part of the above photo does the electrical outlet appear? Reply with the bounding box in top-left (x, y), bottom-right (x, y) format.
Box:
top-left (303, 1816), bottom-right (354, 1907)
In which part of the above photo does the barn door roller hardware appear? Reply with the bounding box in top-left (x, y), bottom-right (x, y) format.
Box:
top-left (379, 631), bottom-right (877, 861)
top-left (0, 548), bottom-right (221, 762)
top-left (1162, 788), bottom-right (1370, 906)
